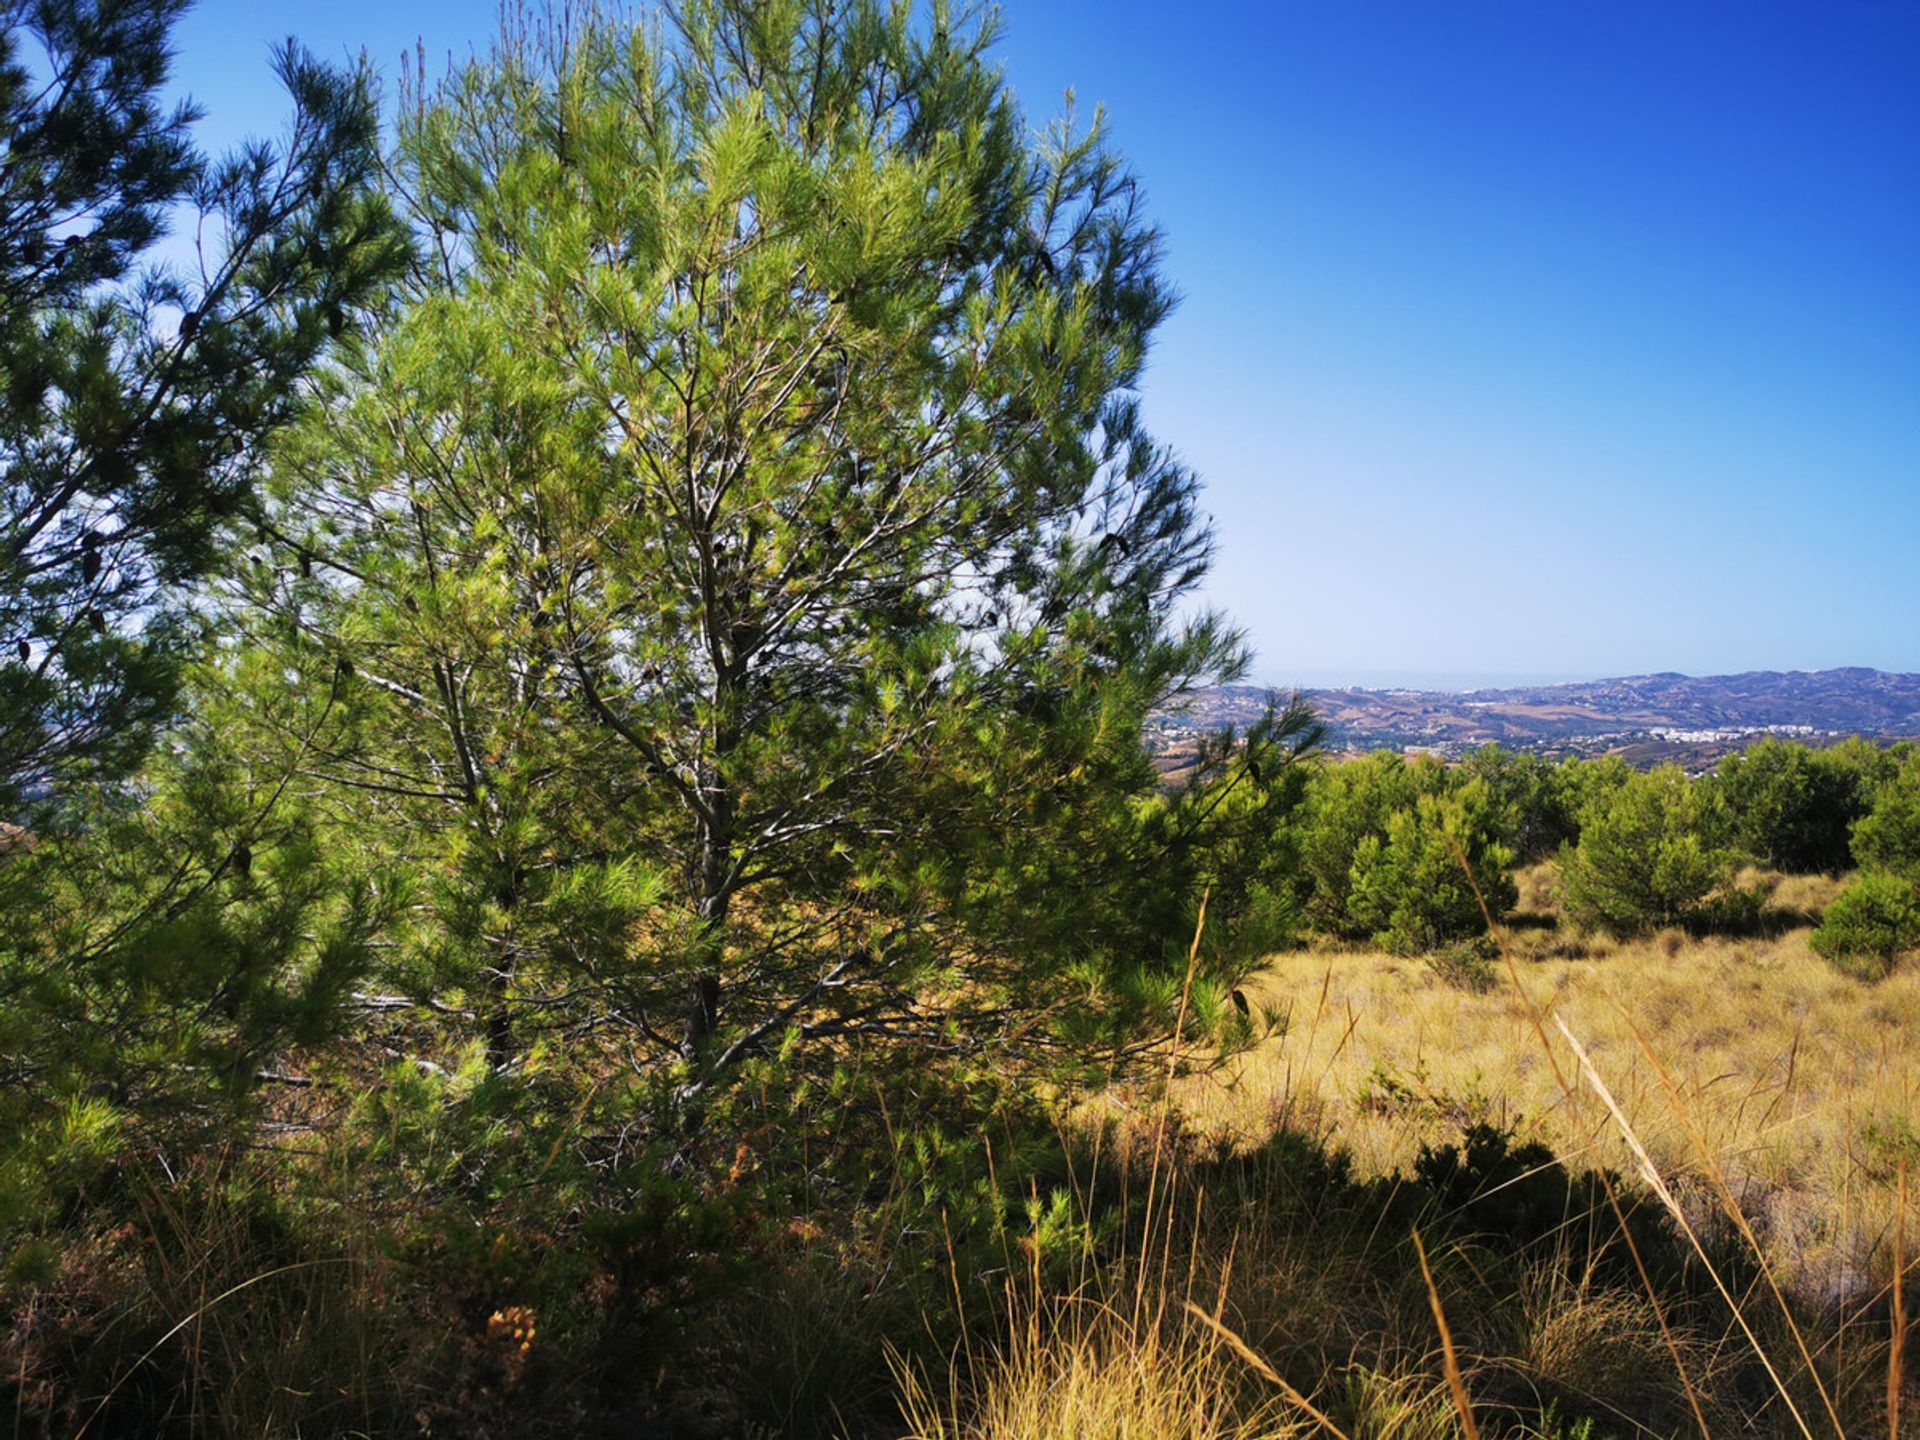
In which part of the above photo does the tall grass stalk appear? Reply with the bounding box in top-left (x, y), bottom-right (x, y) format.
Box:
top-left (1456, 838), bottom-right (1718, 1434)
top-left (1182, 1300), bottom-right (1352, 1440)
top-left (1556, 1014), bottom-right (1818, 1440)
top-left (1411, 1228), bottom-right (1481, 1440)
top-left (1893, 1164), bottom-right (1908, 1440)
top-left (1613, 1003), bottom-right (1848, 1438)
top-left (74, 1259), bottom-right (354, 1440)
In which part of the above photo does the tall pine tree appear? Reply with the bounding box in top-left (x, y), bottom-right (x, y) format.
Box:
top-left (0, 0), bottom-right (404, 806)
top-left (245, 0), bottom-right (1313, 1114)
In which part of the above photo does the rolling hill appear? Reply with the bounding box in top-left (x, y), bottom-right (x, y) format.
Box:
top-left (1150, 667), bottom-right (1920, 769)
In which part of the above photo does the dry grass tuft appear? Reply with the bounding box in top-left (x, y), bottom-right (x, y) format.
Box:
top-left (1515, 1264), bottom-right (1687, 1404)
top-left (895, 1302), bottom-right (1301, 1440)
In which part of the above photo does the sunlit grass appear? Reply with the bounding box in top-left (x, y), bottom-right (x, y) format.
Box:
top-left (895, 1301), bottom-right (1304, 1440)
top-left (1166, 862), bottom-right (1918, 1299)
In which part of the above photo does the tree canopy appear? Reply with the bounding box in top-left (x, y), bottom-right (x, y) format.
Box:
top-left (0, 0), bottom-right (403, 805)
top-left (221, 0), bottom-right (1310, 1119)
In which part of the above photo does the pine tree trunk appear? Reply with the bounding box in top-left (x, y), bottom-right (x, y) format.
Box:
top-left (485, 871), bottom-right (519, 1071)
top-left (682, 789), bottom-right (732, 1059)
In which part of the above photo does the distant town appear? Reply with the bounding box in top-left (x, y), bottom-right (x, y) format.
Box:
top-left (1148, 667), bottom-right (1920, 776)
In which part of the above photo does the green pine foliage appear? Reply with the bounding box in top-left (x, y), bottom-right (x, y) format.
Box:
top-left (0, 0), bottom-right (405, 806)
top-left (1457, 744), bottom-right (1582, 862)
top-left (1559, 764), bottom-right (1741, 936)
top-left (1807, 751), bottom-right (1920, 978)
top-left (1347, 786), bottom-right (1516, 955)
top-left (1715, 737), bottom-right (1871, 874)
top-left (1849, 750), bottom-right (1920, 881)
top-left (215, 0), bottom-right (1315, 1150)
top-left (1295, 752), bottom-right (1448, 935)
top-left (1555, 752), bottom-right (1632, 827)
top-left (1291, 752), bottom-right (1514, 946)
top-left (0, 0), bottom-right (403, 1272)
top-left (0, 703), bottom-right (398, 1263)
top-left (1810, 869), bottom-right (1920, 979)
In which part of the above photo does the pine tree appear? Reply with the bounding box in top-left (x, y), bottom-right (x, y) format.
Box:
top-left (1715, 738), bottom-right (1863, 875)
top-left (0, 0), bottom-right (405, 807)
top-left (1346, 783), bottom-right (1516, 954)
top-left (248, 0), bottom-right (1307, 1111)
top-left (1294, 751), bottom-right (1450, 935)
top-left (1560, 765), bottom-right (1737, 935)
top-left (1850, 751), bottom-right (1920, 883)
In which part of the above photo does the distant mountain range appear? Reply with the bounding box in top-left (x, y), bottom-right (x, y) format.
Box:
top-left (1150, 668), bottom-right (1920, 769)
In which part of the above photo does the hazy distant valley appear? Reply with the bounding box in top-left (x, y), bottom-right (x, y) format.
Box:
top-left (1151, 666), bottom-right (1920, 772)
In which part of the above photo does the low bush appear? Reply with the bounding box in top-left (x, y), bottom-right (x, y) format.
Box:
top-left (1347, 790), bottom-right (1516, 954)
top-left (1810, 870), bottom-right (1920, 977)
top-left (1295, 752), bottom-right (1452, 935)
top-left (1294, 757), bottom-right (1515, 948)
top-left (1458, 745), bottom-right (1583, 862)
top-left (1716, 738), bottom-right (1867, 874)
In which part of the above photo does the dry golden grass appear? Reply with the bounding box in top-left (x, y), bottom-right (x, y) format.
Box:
top-left (895, 1305), bottom-right (1305, 1440)
top-left (1175, 862), bottom-right (1919, 1300)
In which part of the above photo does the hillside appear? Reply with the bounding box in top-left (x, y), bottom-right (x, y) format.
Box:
top-left (1151, 666), bottom-right (1920, 768)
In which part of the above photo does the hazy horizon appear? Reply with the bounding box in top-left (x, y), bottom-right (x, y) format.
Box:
top-left (1252, 662), bottom-right (1912, 694)
top-left (1259, 667), bottom-right (1603, 693)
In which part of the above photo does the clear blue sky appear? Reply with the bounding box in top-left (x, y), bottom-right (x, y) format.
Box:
top-left (169, 1), bottom-right (1920, 690)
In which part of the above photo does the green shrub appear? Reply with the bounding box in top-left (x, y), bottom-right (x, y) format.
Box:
top-left (1826, 735), bottom-right (1917, 804)
top-left (1810, 871), bottom-right (1920, 978)
top-left (1347, 788), bottom-right (1516, 954)
top-left (1555, 755), bottom-right (1633, 839)
top-left (1715, 739), bottom-right (1866, 874)
top-left (1850, 754), bottom-right (1920, 882)
top-left (1295, 753), bottom-right (1451, 935)
top-left (1458, 746), bottom-right (1581, 863)
top-left (1294, 754), bottom-right (1523, 947)
top-left (1559, 766), bottom-right (1737, 935)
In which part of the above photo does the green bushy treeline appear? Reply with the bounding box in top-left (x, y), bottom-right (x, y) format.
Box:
top-left (1288, 749), bottom-right (1523, 954)
top-left (1280, 737), bottom-right (1920, 972)
top-left (1806, 744), bottom-right (1920, 974)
